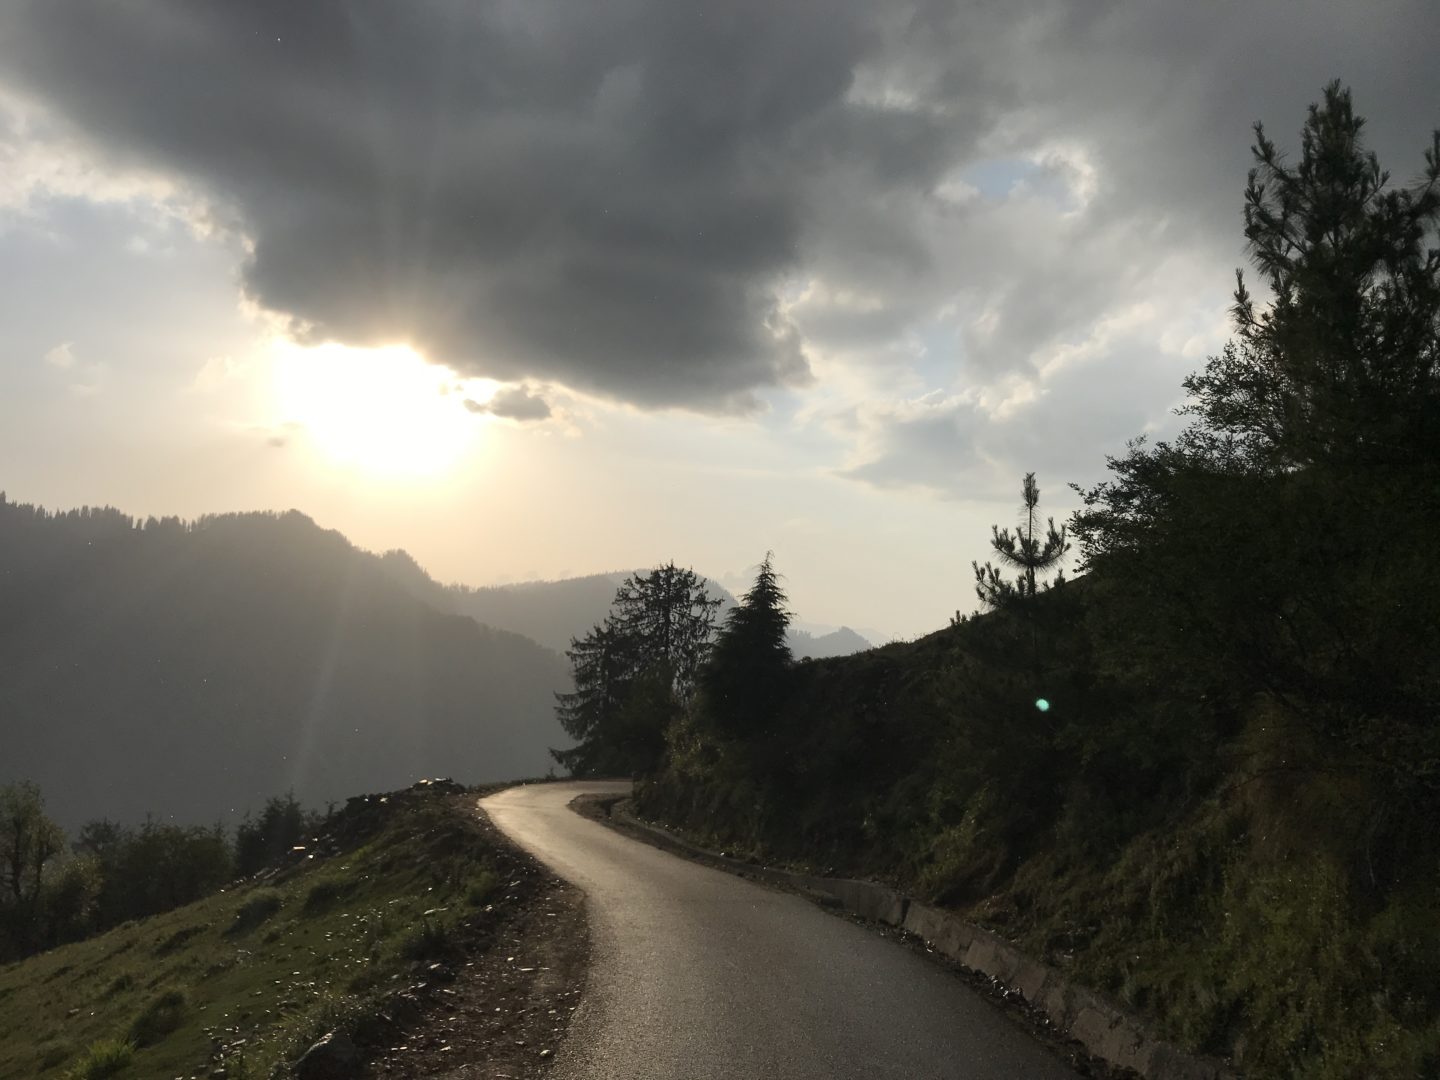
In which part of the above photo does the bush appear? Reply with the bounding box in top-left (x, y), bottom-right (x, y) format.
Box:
top-left (66, 1038), bottom-right (134, 1079)
top-left (465, 870), bottom-right (499, 908)
top-left (397, 916), bottom-right (452, 961)
top-left (301, 878), bottom-right (353, 915)
top-left (229, 889), bottom-right (284, 934)
top-left (128, 987), bottom-right (187, 1047)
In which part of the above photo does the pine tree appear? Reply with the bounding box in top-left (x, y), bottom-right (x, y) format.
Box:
top-left (609, 563), bottom-right (723, 705)
top-left (700, 553), bottom-right (793, 739)
top-left (552, 622), bottom-right (639, 777)
top-left (1184, 81), bottom-right (1440, 472)
top-left (552, 563), bottom-right (720, 776)
top-left (1072, 84), bottom-right (1440, 799)
top-left (972, 473), bottom-right (1069, 609)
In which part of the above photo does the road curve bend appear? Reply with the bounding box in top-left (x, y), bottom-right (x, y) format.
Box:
top-left (482, 781), bottom-right (1078, 1080)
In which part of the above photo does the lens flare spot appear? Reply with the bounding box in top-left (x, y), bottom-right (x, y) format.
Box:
top-left (1035, 698), bottom-right (1051, 712)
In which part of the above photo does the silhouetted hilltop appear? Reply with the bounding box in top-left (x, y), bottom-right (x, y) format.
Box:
top-left (377, 563), bottom-right (872, 659)
top-left (0, 497), bottom-right (569, 829)
top-left (787, 625), bottom-right (872, 660)
top-left (449, 572), bottom-right (651, 653)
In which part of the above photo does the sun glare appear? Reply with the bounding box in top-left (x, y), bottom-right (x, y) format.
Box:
top-left (272, 343), bottom-right (479, 476)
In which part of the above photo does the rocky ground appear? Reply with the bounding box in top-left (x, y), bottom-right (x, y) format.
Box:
top-left (354, 790), bottom-right (589, 1080)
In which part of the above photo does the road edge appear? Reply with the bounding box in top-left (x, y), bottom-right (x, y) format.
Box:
top-left (574, 793), bottom-right (1238, 1080)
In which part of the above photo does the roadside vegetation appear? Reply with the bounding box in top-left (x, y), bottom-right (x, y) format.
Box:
top-left (0, 784), bottom-right (507, 1078)
top-left (563, 84), bottom-right (1440, 1078)
top-left (0, 784), bottom-right (321, 965)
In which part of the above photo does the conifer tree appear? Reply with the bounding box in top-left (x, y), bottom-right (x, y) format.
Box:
top-left (700, 553), bottom-right (793, 739)
top-left (1072, 84), bottom-right (1440, 797)
top-left (1184, 81), bottom-right (1440, 472)
top-left (552, 563), bottom-right (720, 776)
top-left (973, 473), bottom-right (1069, 609)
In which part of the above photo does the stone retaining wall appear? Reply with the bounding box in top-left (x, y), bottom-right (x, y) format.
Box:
top-left (608, 801), bottom-right (1236, 1080)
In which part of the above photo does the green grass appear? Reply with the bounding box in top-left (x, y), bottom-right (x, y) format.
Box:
top-left (66, 1038), bottom-right (133, 1079)
top-left (127, 988), bottom-right (187, 1047)
top-left (228, 889), bottom-right (285, 935)
top-left (0, 797), bottom-right (499, 1079)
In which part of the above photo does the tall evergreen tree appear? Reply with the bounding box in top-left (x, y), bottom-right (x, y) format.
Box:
top-left (552, 622), bottom-right (638, 776)
top-left (700, 553), bottom-right (793, 740)
top-left (1073, 84), bottom-right (1440, 797)
top-left (1184, 80), bottom-right (1440, 472)
top-left (552, 563), bottom-right (720, 776)
top-left (609, 563), bottom-right (723, 704)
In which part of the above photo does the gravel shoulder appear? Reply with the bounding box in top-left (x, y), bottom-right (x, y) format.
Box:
top-left (371, 790), bottom-right (590, 1079)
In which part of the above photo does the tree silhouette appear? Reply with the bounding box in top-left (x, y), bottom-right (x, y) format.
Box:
top-left (973, 473), bottom-right (1069, 609)
top-left (1184, 80), bottom-right (1440, 472)
top-left (552, 563), bottom-right (720, 776)
top-left (0, 783), bottom-right (64, 957)
top-left (1074, 83), bottom-right (1440, 797)
top-left (700, 553), bottom-right (793, 740)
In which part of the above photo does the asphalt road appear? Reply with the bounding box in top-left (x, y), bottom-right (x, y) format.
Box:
top-left (482, 781), bottom-right (1079, 1080)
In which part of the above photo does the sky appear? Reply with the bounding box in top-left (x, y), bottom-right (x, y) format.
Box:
top-left (0, 1), bottom-right (1436, 641)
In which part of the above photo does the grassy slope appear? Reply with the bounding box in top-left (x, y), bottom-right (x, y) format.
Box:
top-left (0, 787), bottom-right (505, 1079)
top-left (640, 607), bottom-right (1440, 1079)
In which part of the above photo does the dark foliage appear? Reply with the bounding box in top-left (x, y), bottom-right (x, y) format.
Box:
top-left (972, 472), bottom-right (1069, 610)
top-left (639, 86), bottom-right (1440, 1077)
top-left (1073, 81), bottom-right (1440, 803)
top-left (235, 793), bottom-right (319, 877)
top-left (553, 563), bottom-right (721, 776)
top-left (698, 553), bottom-right (793, 742)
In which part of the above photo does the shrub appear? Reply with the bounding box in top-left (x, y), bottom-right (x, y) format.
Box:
top-left (465, 869), bottom-right (499, 907)
top-left (229, 889), bottom-right (284, 934)
top-left (128, 987), bottom-right (187, 1047)
top-left (301, 878), bottom-right (353, 915)
top-left (66, 1038), bottom-right (134, 1079)
top-left (397, 916), bottom-right (452, 961)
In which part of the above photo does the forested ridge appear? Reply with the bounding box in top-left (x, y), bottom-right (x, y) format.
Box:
top-left (564, 86), bottom-right (1440, 1078)
top-left (0, 503), bottom-right (568, 829)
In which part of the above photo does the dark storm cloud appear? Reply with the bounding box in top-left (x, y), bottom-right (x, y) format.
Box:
top-left (0, 0), bottom-right (902, 411)
top-left (2, 1), bottom-right (1437, 439)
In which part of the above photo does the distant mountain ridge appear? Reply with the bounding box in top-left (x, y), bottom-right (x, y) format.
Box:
top-left (0, 498), bottom-right (569, 830)
top-left (375, 558), bottom-right (873, 660)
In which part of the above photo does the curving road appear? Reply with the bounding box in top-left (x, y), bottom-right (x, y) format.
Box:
top-left (482, 781), bottom-right (1078, 1079)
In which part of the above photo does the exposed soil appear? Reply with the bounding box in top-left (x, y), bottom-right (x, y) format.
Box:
top-left (365, 791), bottom-right (589, 1080)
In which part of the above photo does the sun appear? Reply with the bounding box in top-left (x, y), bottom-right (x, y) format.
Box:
top-left (271, 342), bottom-right (480, 476)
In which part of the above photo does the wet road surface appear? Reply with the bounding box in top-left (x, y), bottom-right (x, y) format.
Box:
top-left (482, 780), bottom-right (1079, 1080)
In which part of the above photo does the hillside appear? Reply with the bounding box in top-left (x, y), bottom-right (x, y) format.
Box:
top-left (638, 581), bottom-right (1440, 1078)
top-left (787, 625), bottom-right (872, 660)
top-left (0, 781), bottom-right (584, 1080)
top-left (0, 499), bottom-right (570, 829)
top-left (377, 557), bottom-right (872, 660)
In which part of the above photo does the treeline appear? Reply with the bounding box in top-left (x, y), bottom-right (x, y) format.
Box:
top-left (0, 781), bottom-right (317, 963)
top-left (0, 501), bottom-right (568, 828)
top-left (551, 557), bottom-right (797, 781)
top-left (566, 86), bottom-right (1440, 1077)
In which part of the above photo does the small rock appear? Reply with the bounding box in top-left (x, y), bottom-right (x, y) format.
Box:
top-left (295, 1032), bottom-right (362, 1080)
